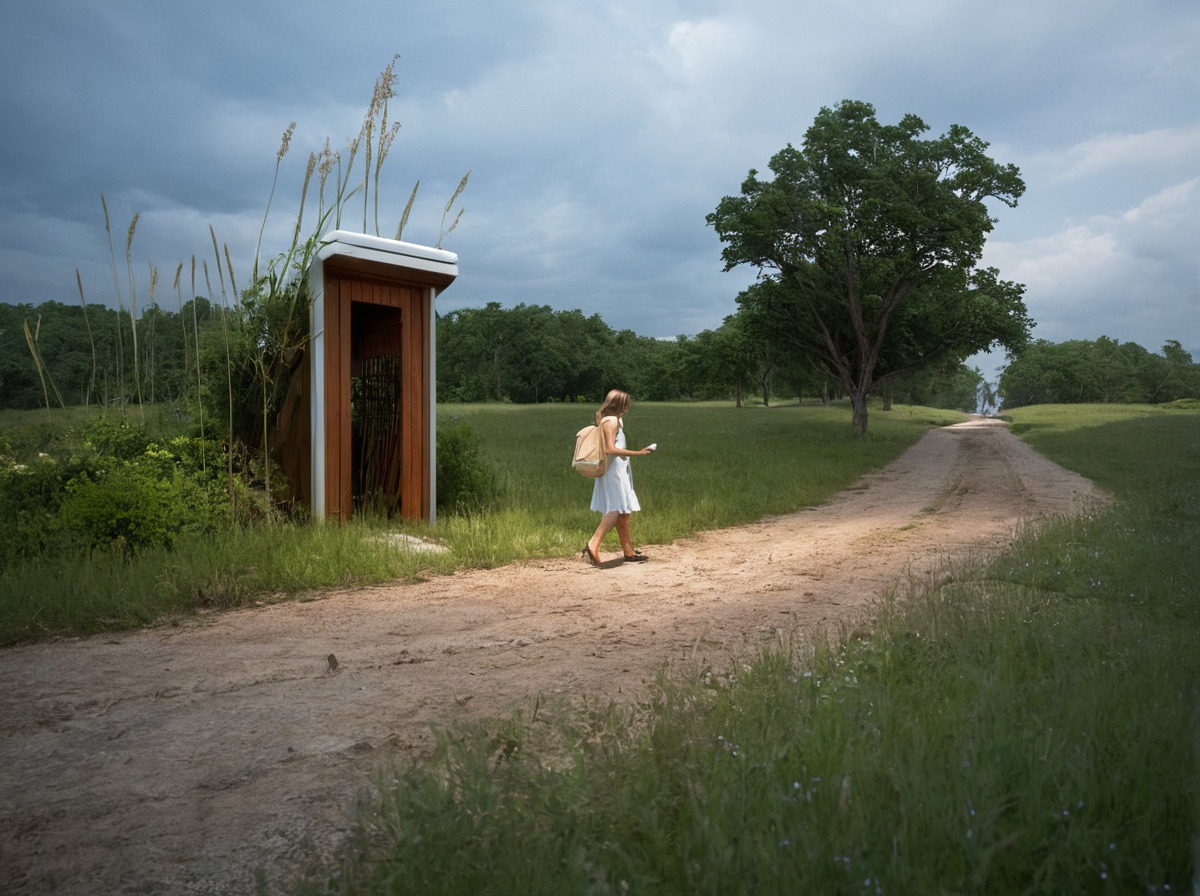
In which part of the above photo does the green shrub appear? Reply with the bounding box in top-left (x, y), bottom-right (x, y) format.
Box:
top-left (79, 417), bottom-right (155, 459)
top-left (55, 455), bottom-right (229, 554)
top-left (0, 452), bottom-right (91, 565)
top-left (0, 418), bottom-right (233, 564)
top-left (436, 422), bottom-right (499, 515)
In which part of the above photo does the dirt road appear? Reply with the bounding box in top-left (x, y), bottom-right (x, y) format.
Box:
top-left (0, 418), bottom-right (1106, 894)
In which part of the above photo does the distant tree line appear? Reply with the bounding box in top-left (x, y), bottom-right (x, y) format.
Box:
top-left (2, 298), bottom-right (990, 416)
top-left (10, 300), bottom-right (1195, 422)
top-left (999, 337), bottom-right (1199, 409)
top-left (436, 302), bottom-right (677, 403)
top-left (435, 301), bottom-right (985, 410)
top-left (0, 299), bottom-right (221, 412)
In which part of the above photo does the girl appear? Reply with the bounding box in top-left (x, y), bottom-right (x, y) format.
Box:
top-left (583, 389), bottom-right (656, 566)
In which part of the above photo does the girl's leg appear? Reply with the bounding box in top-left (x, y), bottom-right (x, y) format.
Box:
top-left (587, 511), bottom-right (620, 561)
top-left (615, 513), bottom-right (634, 555)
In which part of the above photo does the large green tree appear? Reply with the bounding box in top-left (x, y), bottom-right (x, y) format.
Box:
top-left (707, 100), bottom-right (1032, 435)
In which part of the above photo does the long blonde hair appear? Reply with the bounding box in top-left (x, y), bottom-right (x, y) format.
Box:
top-left (595, 389), bottom-right (631, 425)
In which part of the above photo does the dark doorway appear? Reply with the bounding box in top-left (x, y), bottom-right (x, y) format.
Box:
top-left (351, 302), bottom-right (406, 515)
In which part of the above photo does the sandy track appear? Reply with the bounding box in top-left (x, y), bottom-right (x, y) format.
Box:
top-left (0, 418), bottom-right (1106, 894)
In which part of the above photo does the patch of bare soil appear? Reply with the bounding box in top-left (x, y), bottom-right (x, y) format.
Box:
top-left (0, 418), bottom-right (1107, 895)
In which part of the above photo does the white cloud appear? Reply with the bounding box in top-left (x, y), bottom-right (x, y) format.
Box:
top-left (1049, 123), bottom-right (1200, 181)
top-left (1123, 176), bottom-right (1200, 226)
top-left (985, 176), bottom-right (1200, 352)
top-left (664, 17), bottom-right (749, 81)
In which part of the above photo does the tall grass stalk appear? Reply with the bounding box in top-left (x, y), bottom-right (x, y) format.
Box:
top-left (371, 55), bottom-right (401, 237)
top-left (332, 134), bottom-right (362, 230)
top-left (208, 224), bottom-right (228, 300)
top-left (437, 170), bottom-right (470, 249)
top-left (189, 257), bottom-right (206, 466)
top-left (395, 180), bottom-right (418, 241)
top-left (203, 256), bottom-right (237, 508)
top-left (100, 194), bottom-right (127, 410)
top-left (223, 241), bottom-right (238, 300)
top-left (171, 261), bottom-right (193, 431)
top-left (254, 122), bottom-right (295, 286)
top-left (21, 317), bottom-right (63, 416)
top-left (146, 262), bottom-right (158, 403)
top-left (315, 137), bottom-right (335, 225)
top-left (171, 262), bottom-right (187, 389)
top-left (124, 212), bottom-right (143, 420)
top-left (74, 269), bottom-right (98, 408)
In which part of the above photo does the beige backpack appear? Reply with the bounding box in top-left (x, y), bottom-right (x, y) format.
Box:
top-left (571, 423), bottom-right (607, 478)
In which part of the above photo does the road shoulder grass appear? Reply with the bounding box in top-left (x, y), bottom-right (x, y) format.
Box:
top-left (292, 404), bottom-right (1199, 895)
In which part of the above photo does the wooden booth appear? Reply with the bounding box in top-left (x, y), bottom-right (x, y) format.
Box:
top-left (280, 230), bottom-right (458, 522)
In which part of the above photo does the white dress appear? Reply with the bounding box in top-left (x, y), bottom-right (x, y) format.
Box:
top-left (590, 416), bottom-right (641, 514)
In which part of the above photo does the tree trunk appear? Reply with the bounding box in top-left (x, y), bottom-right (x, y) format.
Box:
top-left (851, 388), bottom-right (870, 437)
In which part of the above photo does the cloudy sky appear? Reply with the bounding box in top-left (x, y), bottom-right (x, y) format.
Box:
top-left (2, 0), bottom-right (1197, 381)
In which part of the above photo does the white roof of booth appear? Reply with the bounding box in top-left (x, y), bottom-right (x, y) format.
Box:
top-left (315, 230), bottom-right (458, 285)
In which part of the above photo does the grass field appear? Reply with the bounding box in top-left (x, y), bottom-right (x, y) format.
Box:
top-left (290, 403), bottom-right (1200, 895)
top-left (0, 400), bottom-right (963, 645)
top-left (441, 401), bottom-right (963, 560)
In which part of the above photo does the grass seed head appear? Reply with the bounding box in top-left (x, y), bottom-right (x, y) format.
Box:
top-left (277, 122), bottom-right (296, 162)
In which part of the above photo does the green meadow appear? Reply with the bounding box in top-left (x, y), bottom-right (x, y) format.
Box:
top-left (0, 401), bottom-right (960, 645)
top-left (287, 403), bottom-right (1199, 895)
